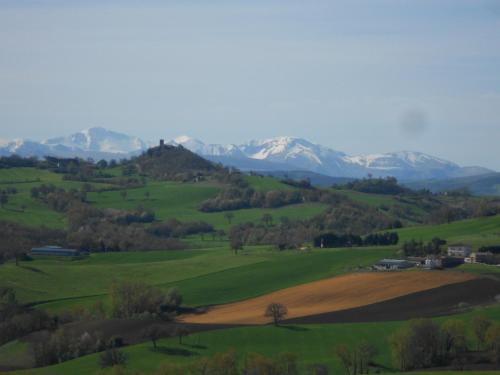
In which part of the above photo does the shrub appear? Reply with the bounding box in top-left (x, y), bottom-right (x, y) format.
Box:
top-left (99, 348), bottom-right (127, 368)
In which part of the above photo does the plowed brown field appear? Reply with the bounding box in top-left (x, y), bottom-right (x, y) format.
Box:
top-left (182, 271), bottom-right (475, 325)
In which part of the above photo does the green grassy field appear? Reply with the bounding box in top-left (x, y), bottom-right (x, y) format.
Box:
top-left (0, 246), bottom-right (394, 312)
top-left (0, 168), bottom-right (327, 230)
top-left (396, 214), bottom-right (500, 247)
top-left (0, 168), bottom-right (112, 228)
top-left (87, 181), bottom-right (327, 231)
top-left (13, 303), bottom-right (500, 375)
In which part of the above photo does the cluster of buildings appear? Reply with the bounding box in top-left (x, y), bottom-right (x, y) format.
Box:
top-left (374, 244), bottom-right (478, 271)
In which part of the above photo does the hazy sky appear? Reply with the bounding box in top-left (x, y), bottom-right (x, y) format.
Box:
top-left (1, 0), bottom-right (499, 168)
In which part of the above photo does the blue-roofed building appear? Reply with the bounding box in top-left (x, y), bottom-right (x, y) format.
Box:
top-left (373, 259), bottom-right (414, 271)
top-left (30, 246), bottom-right (83, 257)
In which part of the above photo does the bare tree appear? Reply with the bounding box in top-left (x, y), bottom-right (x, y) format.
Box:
top-left (224, 212), bottom-right (234, 224)
top-left (142, 325), bottom-right (165, 350)
top-left (173, 325), bottom-right (190, 344)
top-left (261, 213), bottom-right (273, 227)
top-left (265, 302), bottom-right (288, 326)
top-left (0, 193), bottom-right (8, 208)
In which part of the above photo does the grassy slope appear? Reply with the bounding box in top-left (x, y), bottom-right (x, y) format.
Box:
top-left (0, 168), bottom-right (327, 230)
top-left (0, 168), bottom-right (109, 228)
top-left (17, 304), bottom-right (500, 375)
top-left (0, 247), bottom-right (394, 311)
top-left (87, 181), bottom-right (327, 231)
top-left (396, 214), bottom-right (500, 247)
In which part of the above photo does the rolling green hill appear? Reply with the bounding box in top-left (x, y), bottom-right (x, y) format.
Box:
top-left (0, 246), bottom-right (394, 312)
top-left (395, 214), bottom-right (500, 247)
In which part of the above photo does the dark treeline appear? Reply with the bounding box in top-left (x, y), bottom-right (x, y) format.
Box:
top-left (148, 219), bottom-right (214, 238)
top-left (280, 178), bottom-right (314, 189)
top-left (313, 231), bottom-right (399, 248)
top-left (199, 187), bottom-right (303, 212)
top-left (0, 288), bottom-right (56, 347)
top-left (402, 238), bottom-right (447, 257)
top-left (478, 245), bottom-right (500, 254)
top-left (339, 176), bottom-right (412, 195)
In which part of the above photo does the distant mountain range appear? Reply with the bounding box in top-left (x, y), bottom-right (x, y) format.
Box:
top-left (0, 127), bottom-right (494, 181)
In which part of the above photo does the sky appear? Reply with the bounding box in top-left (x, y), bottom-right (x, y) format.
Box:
top-left (0, 0), bottom-right (499, 169)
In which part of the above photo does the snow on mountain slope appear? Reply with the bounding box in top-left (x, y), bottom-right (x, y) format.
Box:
top-left (170, 135), bottom-right (246, 158)
top-left (0, 127), bottom-right (493, 180)
top-left (173, 135), bottom-right (480, 180)
top-left (43, 127), bottom-right (147, 154)
top-left (344, 151), bottom-right (458, 171)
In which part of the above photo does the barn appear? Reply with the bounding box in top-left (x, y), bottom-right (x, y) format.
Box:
top-left (30, 246), bottom-right (83, 257)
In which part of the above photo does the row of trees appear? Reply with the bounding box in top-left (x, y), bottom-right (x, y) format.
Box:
top-left (313, 232), bottom-right (399, 248)
top-left (401, 237), bottom-right (447, 257)
top-left (109, 281), bottom-right (182, 319)
top-left (340, 177), bottom-right (410, 195)
top-left (199, 187), bottom-right (305, 212)
top-left (390, 316), bottom-right (500, 371)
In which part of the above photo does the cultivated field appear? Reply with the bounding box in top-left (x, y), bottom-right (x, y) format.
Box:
top-left (183, 271), bottom-right (474, 324)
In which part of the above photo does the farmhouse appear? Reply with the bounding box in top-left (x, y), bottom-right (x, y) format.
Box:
top-left (373, 259), bottom-right (414, 271)
top-left (30, 246), bottom-right (83, 257)
top-left (447, 244), bottom-right (472, 258)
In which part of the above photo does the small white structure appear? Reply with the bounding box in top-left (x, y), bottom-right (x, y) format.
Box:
top-left (424, 257), bottom-right (442, 269)
top-left (447, 245), bottom-right (472, 258)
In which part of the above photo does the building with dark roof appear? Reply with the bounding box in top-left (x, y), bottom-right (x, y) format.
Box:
top-left (30, 246), bottom-right (83, 257)
top-left (374, 259), bottom-right (415, 271)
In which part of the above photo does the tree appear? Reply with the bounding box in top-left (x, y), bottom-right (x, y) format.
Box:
top-left (261, 213), bottom-right (273, 227)
top-left (229, 227), bottom-right (243, 254)
top-left (389, 319), bottom-right (441, 371)
top-left (224, 212), bottom-right (234, 224)
top-left (472, 315), bottom-right (492, 350)
top-left (486, 323), bottom-right (500, 363)
top-left (334, 341), bottom-right (377, 375)
top-left (441, 319), bottom-right (467, 358)
top-left (174, 325), bottom-right (190, 344)
top-left (0, 192), bottom-right (8, 208)
top-left (120, 190), bottom-right (128, 201)
top-left (99, 348), bottom-right (127, 368)
top-left (217, 229), bottom-right (226, 240)
top-left (144, 191), bottom-right (150, 200)
top-left (205, 350), bottom-right (238, 375)
top-left (142, 325), bottom-right (165, 350)
top-left (265, 302), bottom-right (288, 326)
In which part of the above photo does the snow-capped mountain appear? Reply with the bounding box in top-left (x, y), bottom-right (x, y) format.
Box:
top-left (169, 136), bottom-right (246, 158)
top-left (0, 128), bottom-right (493, 180)
top-left (0, 127), bottom-right (149, 160)
top-left (171, 135), bottom-right (492, 180)
top-left (43, 127), bottom-right (147, 154)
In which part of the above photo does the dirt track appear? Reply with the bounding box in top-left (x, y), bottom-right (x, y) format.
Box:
top-left (181, 271), bottom-right (475, 325)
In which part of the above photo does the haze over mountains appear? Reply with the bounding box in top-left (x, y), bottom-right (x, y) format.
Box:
top-left (0, 127), bottom-right (493, 181)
